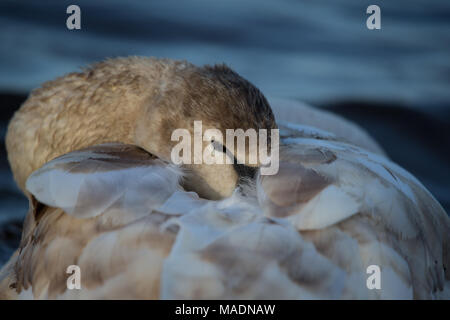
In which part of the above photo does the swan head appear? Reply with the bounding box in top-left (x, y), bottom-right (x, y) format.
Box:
top-left (135, 64), bottom-right (277, 200)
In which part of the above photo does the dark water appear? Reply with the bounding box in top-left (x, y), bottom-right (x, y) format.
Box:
top-left (0, 0), bottom-right (449, 266)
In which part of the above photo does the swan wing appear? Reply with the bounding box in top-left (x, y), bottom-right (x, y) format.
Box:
top-left (25, 143), bottom-right (182, 219)
top-left (257, 124), bottom-right (449, 298)
top-left (269, 97), bottom-right (386, 155)
top-left (9, 143), bottom-right (189, 299)
top-left (4, 134), bottom-right (449, 299)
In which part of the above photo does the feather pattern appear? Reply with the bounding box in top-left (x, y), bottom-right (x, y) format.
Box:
top-left (1, 124), bottom-right (448, 300)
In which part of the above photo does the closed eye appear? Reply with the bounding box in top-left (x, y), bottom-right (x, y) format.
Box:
top-left (212, 140), bottom-right (257, 180)
top-left (212, 140), bottom-right (234, 160)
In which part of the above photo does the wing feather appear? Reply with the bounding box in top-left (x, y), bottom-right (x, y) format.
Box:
top-left (25, 143), bottom-right (183, 219)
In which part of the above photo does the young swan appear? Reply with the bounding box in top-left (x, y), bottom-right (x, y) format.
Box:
top-left (6, 57), bottom-right (277, 200)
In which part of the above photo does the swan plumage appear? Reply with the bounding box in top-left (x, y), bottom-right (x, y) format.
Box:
top-left (1, 114), bottom-right (448, 299)
top-left (0, 57), bottom-right (448, 299)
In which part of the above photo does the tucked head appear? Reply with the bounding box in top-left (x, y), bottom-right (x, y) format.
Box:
top-left (135, 63), bottom-right (277, 199)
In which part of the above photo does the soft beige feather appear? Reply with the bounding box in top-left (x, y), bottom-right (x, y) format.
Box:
top-left (1, 127), bottom-right (448, 299)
